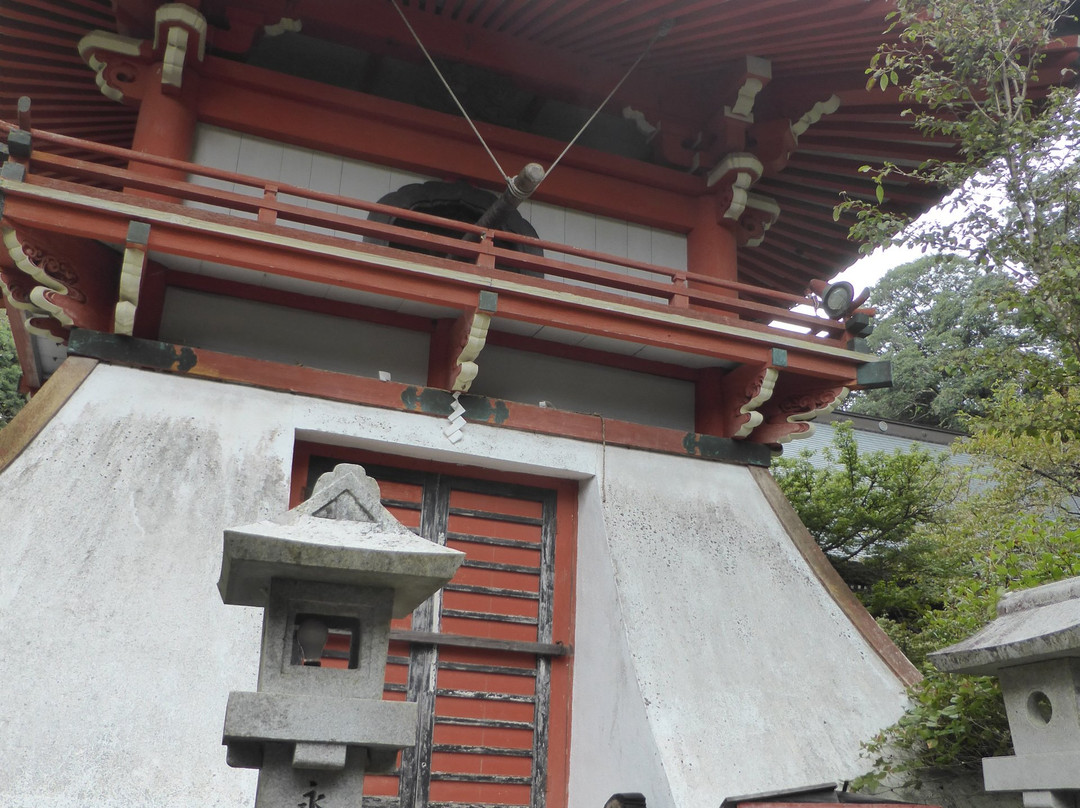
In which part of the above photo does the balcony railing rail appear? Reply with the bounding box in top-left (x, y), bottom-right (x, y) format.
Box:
top-left (0, 118), bottom-right (851, 342)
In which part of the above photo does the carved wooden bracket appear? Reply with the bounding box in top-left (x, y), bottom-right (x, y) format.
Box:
top-left (791, 94), bottom-right (842, 137)
top-left (722, 55), bottom-right (772, 122)
top-left (747, 385), bottom-right (849, 449)
top-left (79, 3), bottom-right (207, 102)
top-left (705, 153), bottom-right (763, 222)
top-left (695, 363), bottom-right (779, 439)
top-left (115, 222), bottom-right (150, 337)
top-left (428, 291), bottom-right (499, 393)
top-left (748, 94), bottom-right (841, 176)
top-left (643, 56), bottom-right (772, 171)
top-left (736, 194), bottom-right (781, 247)
top-left (1, 223), bottom-right (120, 342)
top-left (749, 118), bottom-right (798, 176)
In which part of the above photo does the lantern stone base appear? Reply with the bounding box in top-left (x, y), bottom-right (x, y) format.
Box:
top-left (983, 753), bottom-right (1080, 794)
top-left (254, 744), bottom-right (371, 808)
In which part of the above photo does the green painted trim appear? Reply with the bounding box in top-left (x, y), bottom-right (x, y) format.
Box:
top-left (856, 359), bottom-right (892, 390)
top-left (69, 329), bottom-right (197, 372)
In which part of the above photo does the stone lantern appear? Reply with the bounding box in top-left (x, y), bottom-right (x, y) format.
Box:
top-left (218, 464), bottom-right (464, 808)
top-left (930, 577), bottom-right (1080, 808)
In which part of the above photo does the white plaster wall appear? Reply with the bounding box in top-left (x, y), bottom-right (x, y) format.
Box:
top-left (472, 345), bottom-right (695, 431)
top-left (158, 288), bottom-right (696, 430)
top-left (0, 365), bottom-right (907, 806)
top-left (575, 448), bottom-right (913, 808)
top-left (159, 288), bottom-right (432, 384)
top-left (186, 124), bottom-right (688, 299)
top-left (0, 368), bottom-right (284, 803)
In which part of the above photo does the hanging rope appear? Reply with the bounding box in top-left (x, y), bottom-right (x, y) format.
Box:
top-left (389, 0), bottom-right (512, 184)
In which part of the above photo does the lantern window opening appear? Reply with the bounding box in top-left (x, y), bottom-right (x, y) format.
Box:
top-left (290, 612), bottom-right (361, 670)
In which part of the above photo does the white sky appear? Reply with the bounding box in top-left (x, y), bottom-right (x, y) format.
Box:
top-left (830, 243), bottom-right (922, 292)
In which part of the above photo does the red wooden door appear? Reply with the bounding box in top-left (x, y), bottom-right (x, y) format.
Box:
top-left (297, 448), bottom-right (576, 808)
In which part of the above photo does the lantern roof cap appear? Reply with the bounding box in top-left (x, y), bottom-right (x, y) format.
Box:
top-left (930, 578), bottom-right (1080, 675)
top-left (218, 464), bottom-right (463, 616)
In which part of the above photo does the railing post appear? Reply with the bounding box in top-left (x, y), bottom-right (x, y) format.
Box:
top-left (475, 231), bottom-right (496, 270)
top-left (258, 184), bottom-right (279, 225)
top-left (16, 96), bottom-right (31, 133)
top-left (672, 272), bottom-right (690, 308)
top-left (6, 97), bottom-right (33, 166)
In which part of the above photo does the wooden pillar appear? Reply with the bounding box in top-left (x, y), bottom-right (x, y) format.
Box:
top-left (129, 65), bottom-right (200, 185)
top-left (686, 194), bottom-right (738, 298)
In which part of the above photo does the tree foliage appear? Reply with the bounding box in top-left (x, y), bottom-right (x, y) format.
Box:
top-left (0, 309), bottom-right (25, 428)
top-left (840, 0), bottom-right (1080, 362)
top-left (779, 425), bottom-right (1080, 789)
top-left (773, 423), bottom-right (957, 620)
top-left (827, 0), bottom-right (1080, 791)
top-left (847, 255), bottom-right (1043, 429)
top-left (857, 520), bottom-right (1080, 790)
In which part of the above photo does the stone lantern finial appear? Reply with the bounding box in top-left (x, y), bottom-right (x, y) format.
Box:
top-left (218, 463), bottom-right (464, 808)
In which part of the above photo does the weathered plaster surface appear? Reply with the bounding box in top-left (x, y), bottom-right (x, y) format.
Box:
top-left (0, 365), bottom-right (908, 805)
top-left (579, 448), bottom-right (911, 807)
top-left (0, 367), bottom-right (287, 803)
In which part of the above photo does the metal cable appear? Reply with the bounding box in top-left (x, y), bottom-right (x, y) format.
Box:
top-left (389, 2), bottom-right (670, 194)
top-left (389, 0), bottom-right (512, 183)
top-left (539, 19), bottom-right (672, 186)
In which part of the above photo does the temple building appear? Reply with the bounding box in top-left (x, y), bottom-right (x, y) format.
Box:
top-left (1, 1), bottom-right (1075, 806)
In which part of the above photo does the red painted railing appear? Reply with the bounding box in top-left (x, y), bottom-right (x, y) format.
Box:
top-left (0, 119), bottom-right (850, 341)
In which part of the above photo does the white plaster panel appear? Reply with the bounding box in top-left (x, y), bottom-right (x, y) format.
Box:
top-left (276, 144), bottom-right (316, 234)
top-left (595, 215), bottom-right (629, 260)
top-left (278, 143), bottom-right (315, 188)
top-left (651, 228), bottom-right (688, 270)
top-left (236, 134), bottom-right (283, 191)
top-left (0, 367), bottom-right (287, 804)
top-left (186, 126), bottom-right (238, 218)
top-left (563, 209), bottom-right (597, 275)
top-left (158, 288), bottom-right (429, 383)
top-left (0, 365), bottom-right (908, 805)
top-left (568, 478), bottom-right (677, 808)
top-left (627, 220), bottom-right (653, 263)
top-left (186, 126), bottom-right (689, 303)
top-left (471, 344), bottom-right (695, 431)
top-left (589, 447), bottom-right (911, 803)
top-left (306, 151), bottom-right (346, 236)
top-left (190, 124), bottom-right (241, 172)
top-left (529, 200), bottom-right (566, 245)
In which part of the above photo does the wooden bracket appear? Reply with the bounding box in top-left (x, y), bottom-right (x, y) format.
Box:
top-left (428, 291), bottom-right (498, 393)
top-left (1, 223), bottom-right (119, 341)
top-left (736, 194), bottom-right (781, 247)
top-left (749, 118), bottom-right (798, 176)
top-left (78, 3), bottom-right (207, 102)
top-left (748, 94), bottom-right (841, 176)
top-left (791, 94), bottom-right (841, 137)
top-left (721, 55), bottom-right (772, 121)
top-left (695, 363), bottom-right (779, 438)
top-left (115, 221), bottom-right (150, 337)
top-left (705, 153), bottom-right (763, 222)
top-left (747, 384), bottom-right (849, 449)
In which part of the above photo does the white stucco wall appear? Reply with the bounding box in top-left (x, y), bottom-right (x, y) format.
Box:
top-left (157, 288), bottom-right (697, 430)
top-left (575, 449), bottom-right (911, 808)
top-left (0, 364), bottom-right (908, 805)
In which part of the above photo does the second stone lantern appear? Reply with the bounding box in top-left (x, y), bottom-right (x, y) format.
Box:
top-left (217, 463), bottom-right (465, 808)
